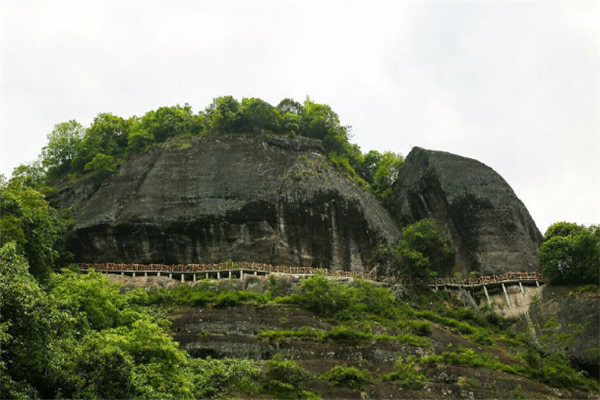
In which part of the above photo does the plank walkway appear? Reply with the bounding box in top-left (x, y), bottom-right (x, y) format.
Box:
top-left (76, 262), bottom-right (543, 288)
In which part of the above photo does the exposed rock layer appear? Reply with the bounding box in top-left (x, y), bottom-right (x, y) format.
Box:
top-left (66, 136), bottom-right (400, 271)
top-left (389, 147), bottom-right (543, 275)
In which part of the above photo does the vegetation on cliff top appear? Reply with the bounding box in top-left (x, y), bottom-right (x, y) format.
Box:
top-left (15, 97), bottom-right (403, 205)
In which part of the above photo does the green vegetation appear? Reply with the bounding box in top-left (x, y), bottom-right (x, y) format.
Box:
top-left (320, 364), bottom-right (373, 389)
top-left (264, 355), bottom-right (319, 399)
top-left (290, 274), bottom-right (399, 320)
top-left (370, 218), bottom-right (454, 280)
top-left (381, 356), bottom-right (428, 389)
top-left (15, 97), bottom-right (404, 206)
top-left (257, 326), bottom-right (431, 347)
top-left (540, 222), bottom-right (599, 285)
top-left (0, 177), bottom-right (65, 279)
top-left (140, 283), bottom-right (269, 307)
top-left (0, 245), bottom-right (194, 399)
top-left (3, 244), bottom-right (598, 397)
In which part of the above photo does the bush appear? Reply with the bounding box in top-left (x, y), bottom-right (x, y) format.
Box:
top-left (381, 356), bottom-right (427, 389)
top-left (188, 357), bottom-right (262, 399)
top-left (326, 325), bottom-right (372, 344)
top-left (320, 364), bottom-right (372, 389)
top-left (420, 348), bottom-right (518, 375)
top-left (373, 333), bottom-right (432, 347)
top-left (264, 356), bottom-right (318, 399)
top-left (408, 320), bottom-right (433, 336)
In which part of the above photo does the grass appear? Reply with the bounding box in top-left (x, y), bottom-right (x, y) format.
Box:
top-left (258, 326), bottom-right (432, 347)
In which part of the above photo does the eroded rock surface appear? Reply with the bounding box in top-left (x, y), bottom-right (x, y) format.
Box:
top-left (390, 147), bottom-right (543, 275)
top-left (66, 136), bottom-right (399, 271)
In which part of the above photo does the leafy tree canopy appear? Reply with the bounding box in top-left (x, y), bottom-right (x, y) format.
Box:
top-left (22, 97), bottom-right (406, 206)
top-left (540, 222), bottom-right (599, 285)
top-left (371, 219), bottom-right (454, 281)
top-left (41, 120), bottom-right (84, 178)
top-left (0, 176), bottom-right (64, 279)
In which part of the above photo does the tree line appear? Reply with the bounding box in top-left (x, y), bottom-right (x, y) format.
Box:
top-left (15, 97), bottom-right (403, 205)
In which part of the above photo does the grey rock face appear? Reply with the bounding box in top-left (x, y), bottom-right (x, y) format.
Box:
top-left (389, 147), bottom-right (542, 275)
top-left (66, 135), bottom-right (400, 271)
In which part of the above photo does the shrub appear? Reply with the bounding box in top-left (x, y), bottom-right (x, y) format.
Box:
top-left (320, 364), bottom-right (372, 389)
top-left (264, 356), bottom-right (318, 399)
top-left (408, 320), bottom-right (433, 336)
top-left (327, 325), bottom-right (372, 344)
top-left (381, 356), bottom-right (427, 389)
top-left (188, 357), bottom-right (262, 399)
top-left (373, 333), bottom-right (432, 347)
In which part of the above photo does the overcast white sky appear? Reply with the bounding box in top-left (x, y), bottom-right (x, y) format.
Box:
top-left (1, 1), bottom-right (598, 233)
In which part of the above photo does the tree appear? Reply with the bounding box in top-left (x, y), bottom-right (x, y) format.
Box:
top-left (0, 177), bottom-right (64, 279)
top-left (127, 129), bottom-right (156, 153)
top-left (370, 151), bottom-right (404, 202)
top-left (86, 113), bottom-right (132, 157)
top-left (140, 104), bottom-right (197, 142)
top-left (300, 97), bottom-right (342, 141)
top-left (70, 113), bottom-right (131, 174)
top-left (41, 120), bottom-right (84, 178)
top-left (11, 159), bottom-right (46, 189)
top-left (205, 96), bottom-right (241, 134)
top-left (401, 219), bottom-right (454, 273)
top-left (239, 97), bottom-right (280, 133)
top-left (540, 222), bottom-right (599, 285)
top-left (370, 219), bottom-right (454, 281)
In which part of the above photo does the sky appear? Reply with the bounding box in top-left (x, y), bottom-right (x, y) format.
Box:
top-left (1, 1), bottom-right (598, 233)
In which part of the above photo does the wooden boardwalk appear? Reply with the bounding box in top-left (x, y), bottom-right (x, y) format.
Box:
top-left (427, 271), bottom-right (544, 288)
top-left (76, 262), bottom-right (543, 288)
top-left (77, 262), bottom-right (375, 281)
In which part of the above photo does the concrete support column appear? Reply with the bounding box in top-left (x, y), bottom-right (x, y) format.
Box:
top-left (144, 272), bottom-right (148, 277)
top-left (519, 282), bottom-right (525, 294)
top-left (536, 280), bottom-right (540, 287)
top-left (483, 285), bottom-right (492, 307)
top-left (121, 272), bottom-right (124, 276)
top-left (132, 272), bottom-right (136, 277)
top-left (502, 283), bottom-right (512, 309)
top-left (217, 272), bottom-right (221, 279)
top-left (181, 274), bottom-right (185, 283)
top-left (157, 272), bottom-right (161, 277)
top-left (228, 271), bottom-right (232, 279)
top-left (193, 274), bottom-right (196, 282)
top-left (240, 270), bottom-right (244, 280)
top-left (205, 273), bottom-right (209, 279)
top-left (254, 271), bottom-right (258, 276)
top-left (169, 273), bottom-right (172, 279)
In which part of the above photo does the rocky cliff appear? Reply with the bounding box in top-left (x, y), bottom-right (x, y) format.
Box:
top-left (65, 135), bottom-right (400, 271)
top-left (389, 147), bottom-right (543, 275)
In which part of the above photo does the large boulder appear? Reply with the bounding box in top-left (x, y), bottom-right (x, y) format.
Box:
top-left (389, 147), bottom-right (543, 275)
top-left (65, 135), bottom-right (400, 271)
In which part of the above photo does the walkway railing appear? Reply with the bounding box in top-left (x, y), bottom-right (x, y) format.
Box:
top-left (76, 263), bottom-right (543, 287)
top-left (77, 262), bottom-right (375, 280)
top-left (428, 271), bottom-right (543, 287)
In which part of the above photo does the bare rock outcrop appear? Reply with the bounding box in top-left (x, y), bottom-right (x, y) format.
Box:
top-left (65, 135), bottom-right (400, 271)
top-left (389, 147), bottom-right (543, 275)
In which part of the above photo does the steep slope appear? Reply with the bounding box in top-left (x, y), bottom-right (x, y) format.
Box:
top-left (389, 147), bottom-right (543, 275)
top-left (65, 135), bottom-right (400, 271)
